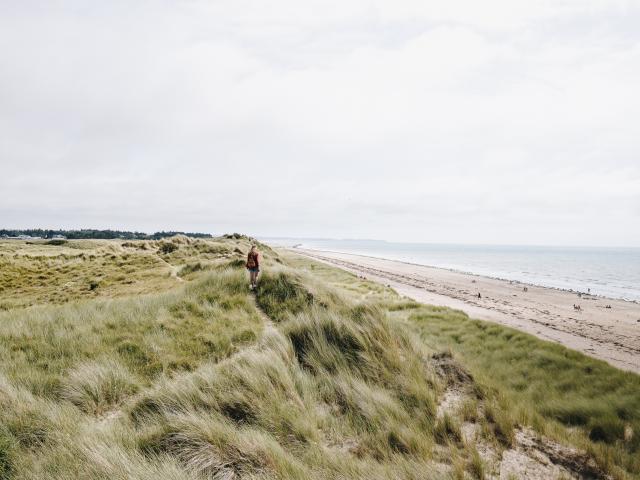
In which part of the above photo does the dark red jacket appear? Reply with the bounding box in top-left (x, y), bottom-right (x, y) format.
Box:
top-left (247, 251), bottom-right (259, 268)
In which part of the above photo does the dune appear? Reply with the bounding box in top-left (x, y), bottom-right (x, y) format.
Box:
top-left (291, 248), bottom-right (640, 374)
top-left (0, 236), bottom-right (637, 478)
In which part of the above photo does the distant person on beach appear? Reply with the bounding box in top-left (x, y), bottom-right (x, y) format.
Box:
top-left (246, 245), bottom-right (260, 289)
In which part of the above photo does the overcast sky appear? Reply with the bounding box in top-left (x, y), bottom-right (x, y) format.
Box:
top-left (1, 1), bottom-right (639, 246)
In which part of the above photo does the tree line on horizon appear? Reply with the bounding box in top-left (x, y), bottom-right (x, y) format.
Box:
top-left (0, 229), bottom-right (213, 240)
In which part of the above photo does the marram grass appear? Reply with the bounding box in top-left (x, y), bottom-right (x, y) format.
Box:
top-left (0, 238), bottom-right (637, 479)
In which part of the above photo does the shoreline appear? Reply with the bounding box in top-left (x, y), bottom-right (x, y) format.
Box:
top-left (288, 247), bottom-right (640, 374)
top-left (291, 247), bottom-right (639, 304)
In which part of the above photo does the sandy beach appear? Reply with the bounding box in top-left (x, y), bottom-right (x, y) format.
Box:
top-left (292, 248), bottom-right (640, 374)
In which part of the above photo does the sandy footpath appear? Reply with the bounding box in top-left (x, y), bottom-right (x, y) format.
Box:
top-left (291, 248), bottom-right (640, 374)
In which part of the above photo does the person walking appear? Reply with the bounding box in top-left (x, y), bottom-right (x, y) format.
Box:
top-left (246, 245), bottom-right (260, 289)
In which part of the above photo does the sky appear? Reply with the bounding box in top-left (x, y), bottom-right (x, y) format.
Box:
top-left (1, 0), bottom-right (639, 246)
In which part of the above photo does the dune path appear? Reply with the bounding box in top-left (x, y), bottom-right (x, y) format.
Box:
top-left (291, 248), bottom-right (640, 374)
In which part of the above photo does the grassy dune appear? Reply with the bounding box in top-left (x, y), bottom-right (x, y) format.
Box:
top-left (0, 237), bottom-right (637, 479)
top-left (0, 236), bottom-right (243, 310)
top-left (407, 306), bottom-right (640, 475)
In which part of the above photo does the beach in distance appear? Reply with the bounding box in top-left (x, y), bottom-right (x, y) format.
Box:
top-left (277, 241), bottom-right (640, 374)
top-left (267, 238), bottom-right (640, 302)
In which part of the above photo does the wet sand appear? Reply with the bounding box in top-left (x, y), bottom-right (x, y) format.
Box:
top-left (291, 248), bottom-right (640, 374)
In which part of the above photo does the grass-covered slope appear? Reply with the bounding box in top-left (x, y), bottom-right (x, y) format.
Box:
top-left (407, 305), bottom-right (640, 476)
top-left (0, 235), bottom-right (260, 310)
top-left (0, 237), bottom-right (637, 479)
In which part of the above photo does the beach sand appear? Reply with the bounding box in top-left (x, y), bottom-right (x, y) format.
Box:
top-left (291, 248), bottom-right (640, 374)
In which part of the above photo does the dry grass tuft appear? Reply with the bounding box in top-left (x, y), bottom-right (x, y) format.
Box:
top-left (61, 359), bottom-right (139, 415)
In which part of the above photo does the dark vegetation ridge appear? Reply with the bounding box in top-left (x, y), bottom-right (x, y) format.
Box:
top-left (0, 234), bottom-right (637, 479)
top-left (0, 228), bottom-right (215, 240)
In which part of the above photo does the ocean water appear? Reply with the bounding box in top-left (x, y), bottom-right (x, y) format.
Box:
top-left (264, 238), bottom-right (640, 302)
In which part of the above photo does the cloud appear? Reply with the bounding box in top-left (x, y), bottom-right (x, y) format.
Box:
top-left (0, 0), bottom-right (639, 246)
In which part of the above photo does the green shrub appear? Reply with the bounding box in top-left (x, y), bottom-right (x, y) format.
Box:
top-left (45, 239), bottom-right (67, 246)
top-left (159, 242), bottom-right (178, 254)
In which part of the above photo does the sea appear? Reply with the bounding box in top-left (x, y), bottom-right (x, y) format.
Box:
top-left (263, 238), bottom-right (640, 302)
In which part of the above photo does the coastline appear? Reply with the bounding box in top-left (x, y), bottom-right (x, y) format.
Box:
top-left (288, 247), bottom-right (640, 374)
top-left (294, 247), bottom-right (640, 304)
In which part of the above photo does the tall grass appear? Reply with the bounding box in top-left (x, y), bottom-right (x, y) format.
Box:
top-left (0, 240), bottom-right (635, 478)
top-left (255, 268), bottom-right (346, 323)
top-left (60, 359), bottom-right (139, 415)
top-left (285, 251), bottom-right (640, 478)
top-left (0, 273), bottom-right (266, 478)
top-left (0, 236), bottom-right (254, 310)
top-left (408, 304), bottom-right (640, 476)
top-left (129, 300), bottom-right (442, 478)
